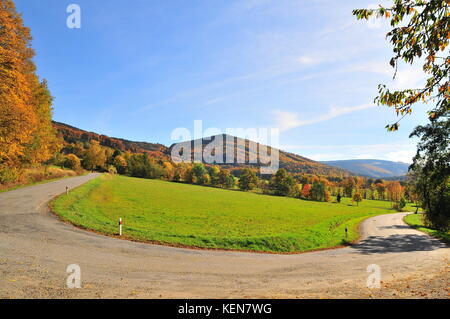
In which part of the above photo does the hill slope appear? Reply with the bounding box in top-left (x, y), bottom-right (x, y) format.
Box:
top-left (321, 159), bottom-right (410, 178)
top-left (54, 122), bottom-right (349, 176)
top-left (53, 121), bottom-right (170, 160)
top-left (171, 134), bottom-right (350, 176)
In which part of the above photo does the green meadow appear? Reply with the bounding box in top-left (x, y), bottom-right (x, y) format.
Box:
top-left (52, 175), bottom-right (414, 253)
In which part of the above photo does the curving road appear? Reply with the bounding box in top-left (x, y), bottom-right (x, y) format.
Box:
top-left (0, 174), bottom-right (448, 298)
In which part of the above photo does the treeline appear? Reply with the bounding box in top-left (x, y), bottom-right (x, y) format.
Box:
top-left (240, 168), bottom-right (408, 206)
top-left (0, 0), bottom-right (61, 183)
top-left (58, 141), bottom-right (238, 189)
top-left (53, 121), bottom-right (168, 160)
top-left (293, 174), bottom-right (408, 202)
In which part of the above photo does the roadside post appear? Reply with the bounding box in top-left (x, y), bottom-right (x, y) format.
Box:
top-left (345, 227), bottom-right (348, 241)
top-left (66, 186), bottom-right (69, 195)
top-left (119, 218), bottom-right (123, 236)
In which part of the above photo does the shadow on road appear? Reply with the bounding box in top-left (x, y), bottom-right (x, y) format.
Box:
top-left (352, 234), bottom-right (448, 254)
top-left (378, 225), bottom-right (414, 230)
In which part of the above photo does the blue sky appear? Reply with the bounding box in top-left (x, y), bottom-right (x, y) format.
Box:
top-left (15, 0), bottom-right (430, 163)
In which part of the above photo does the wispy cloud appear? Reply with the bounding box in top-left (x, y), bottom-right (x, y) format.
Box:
top-left (273, 103), bottom-right (376, 132)
top-left (280, 143), bottom-right (416, 163)
top-left (231, 0), bottom-right (273, 14)
top-left (342, 61), bottom-right (426, 90)
top-left (384, 150), bottom-right (416, 163)
top-left (297, 56), bottom-right (321, 66)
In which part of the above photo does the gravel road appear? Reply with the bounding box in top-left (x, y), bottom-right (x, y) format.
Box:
top-left (0, 173), bottom-right (448, 298)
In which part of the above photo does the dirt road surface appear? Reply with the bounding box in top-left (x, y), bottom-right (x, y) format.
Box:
top-left (0, 174), bottom-right (448, 298)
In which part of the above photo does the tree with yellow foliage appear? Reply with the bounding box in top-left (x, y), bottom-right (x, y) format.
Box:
top-left (0, 0), bottom-right (61, 180)
top-left (0, 0), bottom-right (37, 167)
top-left (83, 140), bottom-right (106, 171)
top-left (24, 80), bottom-right (62, 165)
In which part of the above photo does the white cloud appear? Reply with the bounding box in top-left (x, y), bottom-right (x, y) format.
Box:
top-left (392, 67), bottom-right (426, 91)
top-left (297, 56), bottom-right (320, 66)
top-left (273, 103), bottom-right (376, 132)
top-left (232, 0), bottom-right (272, 14)
top-left (280, 143), bottom-right (416, 163)
top-left (345, 61), bottom-right (392, 77)
top-left (355, 154), bottom-right (376, 159)
top-left (343, 61), bottom-right (426, 90)
top-left (384, 150), bottom-right (416, 163)
top-left (305, 153), bottom-right (347, 161)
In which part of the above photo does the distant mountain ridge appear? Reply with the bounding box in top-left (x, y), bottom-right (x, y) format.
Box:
top-left (321, 159), bottom-right (411, 178)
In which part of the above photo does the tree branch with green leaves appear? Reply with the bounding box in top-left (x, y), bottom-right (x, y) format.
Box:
top-left (353, 0), bottom-right (449, 131)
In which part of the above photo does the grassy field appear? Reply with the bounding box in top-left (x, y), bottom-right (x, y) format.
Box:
top-left (52, 175), bottom-right (415, 253)
top-left (404, 214), bottom-right (450, 243)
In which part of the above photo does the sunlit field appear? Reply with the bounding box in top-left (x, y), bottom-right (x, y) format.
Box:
top-left (52, 175), bottom-right (415, 253)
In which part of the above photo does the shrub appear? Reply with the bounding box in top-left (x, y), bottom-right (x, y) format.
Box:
top-left (108, 165), bottom-right (117, 174)
top-left (65, 154), bottom-right (81, 171)
top-left (0, 166), bottom-right (19, 184)
top-left (398, 197), bottom-right (406, 210)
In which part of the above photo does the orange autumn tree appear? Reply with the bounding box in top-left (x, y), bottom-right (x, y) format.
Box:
top-left (0, 0), bottom-right (60, 180)
top-left (300, 184), bottom-right (311, 199)
top-left (386, 181), bottom-right (404, 202)
top-left (0, 0), bottom-right (36, 167)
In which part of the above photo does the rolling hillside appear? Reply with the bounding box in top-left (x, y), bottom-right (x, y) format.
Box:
top-left (170, 134), bottom-right (350, 176)
top-left (321, 159), bottom-right (411, 178)
top-left (53, 121), bottom-right (170, 160)
top-left (54, 122), bottom-right (349, 176)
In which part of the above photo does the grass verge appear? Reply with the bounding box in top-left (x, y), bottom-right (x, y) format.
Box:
top-left (404, 213), bottom-right (450, 243)
top-left (0, 166), bottom-right (85, 193)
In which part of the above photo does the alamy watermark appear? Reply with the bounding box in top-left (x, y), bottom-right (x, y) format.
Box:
top-left (366, 264), bottom-right (381, 289)
top-left (66, 264), bottom-right (81, 289)
top-left (171, 120), bottom-right (280, 175)
top-left (66, 4), bottom-right (81, 29)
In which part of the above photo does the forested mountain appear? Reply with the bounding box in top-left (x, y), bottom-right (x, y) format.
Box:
top-left (53, 121), bottom-right (169, 160)
top-left (170, 134), bottom-right (350, 176)
top-left (321, 159), bottom-right (410, 178)
top-left (54, 125), bottom-right (349, 176)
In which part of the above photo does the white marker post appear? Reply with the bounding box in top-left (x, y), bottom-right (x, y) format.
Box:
top-left (66, 186), bottom-right (69, 195)
top-left (119, 218), bottom-right (123, 236)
